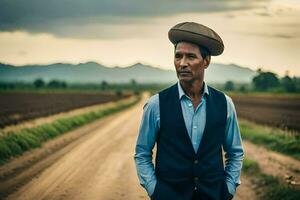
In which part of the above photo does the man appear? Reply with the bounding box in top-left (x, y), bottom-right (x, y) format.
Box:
top-left (134, 22), bottom-right (244, 200)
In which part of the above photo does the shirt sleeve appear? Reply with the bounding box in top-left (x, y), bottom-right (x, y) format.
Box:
top-left (134, 94), bottom-right (160, 197)
top-left (223, 95), bottom-right (245, 196)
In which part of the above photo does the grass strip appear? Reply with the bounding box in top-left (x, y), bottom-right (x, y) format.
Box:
top-left (239, 119), bottom-right (300, 161)
top-left (243, 158), bottom-right (300, 200)
top-left (0, 96), bottom-right (140, 165)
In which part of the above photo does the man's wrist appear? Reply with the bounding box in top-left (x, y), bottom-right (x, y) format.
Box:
top-left (226, 180), bottom-right (236, 196)
top-left (146, 179), bottom-right (157, 197)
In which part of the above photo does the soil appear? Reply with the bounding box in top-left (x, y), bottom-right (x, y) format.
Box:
top-left (0, 95), bottom-right (147, 200)
top-left (1, 96), bottom-right (136, 135)
top-left (232, 95), bottom-right (300, 133)
top-left (1, 94), bottom-right (291, 200)
top-left (0, 92), bottom-right (129, 129)
top-left (243, 140), bottom-right (300, 188)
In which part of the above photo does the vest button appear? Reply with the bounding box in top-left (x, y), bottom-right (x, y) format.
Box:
top-left (194, 177), bottom-right (199, 181)
top-left (194, 186), bottom-right (198, 190)
top-left (194, 159), bottom-right (198, 164)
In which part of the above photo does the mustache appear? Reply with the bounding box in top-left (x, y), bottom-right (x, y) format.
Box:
top-left (178, 70), bottom-right (192, 73)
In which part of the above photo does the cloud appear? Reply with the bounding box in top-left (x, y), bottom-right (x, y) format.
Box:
top-left (267, 22), bottom-right (300, 28)
top-left (0, 0), bottom-right (267, 39)
top-left (239, 32), bottom-right (296, 39)
top-left (254, 11), bottom-right (271, 17)
top-left (273, 34), bottom-right (295, 39)
top-left (17, 50), bottom-right (27, 56)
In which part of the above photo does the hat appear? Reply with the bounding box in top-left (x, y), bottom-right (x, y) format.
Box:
top-left (168, 22), bottom-right (224, 56)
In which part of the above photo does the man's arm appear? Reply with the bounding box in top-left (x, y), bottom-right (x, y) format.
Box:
top-left (134, 94), bottom-right (160, 197)
top-left (223, 95), bottom-right (245, 196)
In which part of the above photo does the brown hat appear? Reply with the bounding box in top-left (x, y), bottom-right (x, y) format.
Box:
top-left (168, 22), bottom-right (224, 56)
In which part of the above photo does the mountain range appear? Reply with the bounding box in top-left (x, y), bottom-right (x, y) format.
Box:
top-left (0, 62), bottom-right (256, 84)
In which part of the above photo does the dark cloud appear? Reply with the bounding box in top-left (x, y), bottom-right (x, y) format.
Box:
top-left (273, 34), bottom-right (295, 39)
top-left (224, 14), bottom-right (236, 19)
top-left (0, 0), bottom-right (268, 39)
top-left (254, 11), bottom-right (271, 17)
top-left (267, 22), bottom-right (300, 28)
top-left (240, 32), bottom-right (296, 39)
top-left (17, 51), bottom-right (27, 56)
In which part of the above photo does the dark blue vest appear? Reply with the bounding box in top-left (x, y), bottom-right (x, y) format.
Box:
top-left (152, 83), bottom-right (228, 200)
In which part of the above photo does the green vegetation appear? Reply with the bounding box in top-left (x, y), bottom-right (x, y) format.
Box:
top-left (0, 96), bottom-right (140, 165)
top-left (0, 79), bottom-right (170, 95)
top-left (240, 119), bottom-right (300, 161)
top-left (243, 158), bottom-right (300, 200)
top-left (1, 68), bottom-right (300, 95)
top-left (227, 91), bottom-right (300, 97)
top-left (222, 69), bottom-right (300, 94)
top-left (33, 79), bottom-right (67, 89)
top-left (252, 70), bottom-right (280, 91)
top-left (223, 81), bottom-right (234, 91)
top-left (242, 158), bottom-right (260, 174)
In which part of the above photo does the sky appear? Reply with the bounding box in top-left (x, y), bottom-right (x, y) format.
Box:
top-left (0, 0), bottom-right (299, 76)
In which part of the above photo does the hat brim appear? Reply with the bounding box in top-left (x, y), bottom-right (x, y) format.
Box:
top-left (169, 29), bottom-right (224, 56)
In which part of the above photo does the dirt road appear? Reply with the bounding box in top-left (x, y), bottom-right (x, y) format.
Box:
top-left (2, 94), bottom-right (255, 200)
top-left (243, 140), bottom-right (300, 187)
top-left (4, 96), bottom-right (147, 200)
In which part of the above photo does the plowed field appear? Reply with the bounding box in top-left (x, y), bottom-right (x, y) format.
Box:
top-left (0, 92), bottom-right (129, 128)
top-left (232, 95), bottom-right (300, 133)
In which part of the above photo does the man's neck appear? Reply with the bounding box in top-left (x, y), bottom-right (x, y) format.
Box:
top-left (180, 80), bottom-right (204, 100)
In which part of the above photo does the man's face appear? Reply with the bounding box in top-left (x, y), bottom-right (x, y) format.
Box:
top-left (174, 42), bottom-right (210, 84)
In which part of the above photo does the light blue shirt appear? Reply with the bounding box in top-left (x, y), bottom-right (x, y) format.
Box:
top-left (134, 82), bottom-right (244, 197)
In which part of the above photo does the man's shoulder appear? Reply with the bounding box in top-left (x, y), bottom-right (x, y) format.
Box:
top-left (207, 85), bottom-right (234, 107)
top-left (207, 85), bottom-right (225, 96)
top-left (143, 93), bottom-right (159, 110)
top-left (158, 83), bottom-right (178, 95)
top-left (143, 82), bottom-right (177, 111)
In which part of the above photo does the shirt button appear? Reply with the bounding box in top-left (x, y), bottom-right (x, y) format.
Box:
top-left (194, 186), bottom-right (198, 190)
top-left (194, 159), bottom-right (198, 164)
top-left (188, 103), bottom-right (192, 107)
top-left (193, 126), bottom-right (197, 129)
top-left (194, 177), bottom-right (199, 181)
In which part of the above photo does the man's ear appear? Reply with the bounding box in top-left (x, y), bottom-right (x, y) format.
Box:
top-left (203, 55), bottom-right (211, 69)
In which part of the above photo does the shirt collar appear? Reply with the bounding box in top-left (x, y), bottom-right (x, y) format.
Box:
top-left (177, 81), bottom-right (209, 100)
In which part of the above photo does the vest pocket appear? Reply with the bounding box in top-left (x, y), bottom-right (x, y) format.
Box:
top-left (151, 180), bottom-right (160, 200)
top-left (151, 179), bottom-right (181, 200)
top-left (222, 179), bottom-right (234, 200)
